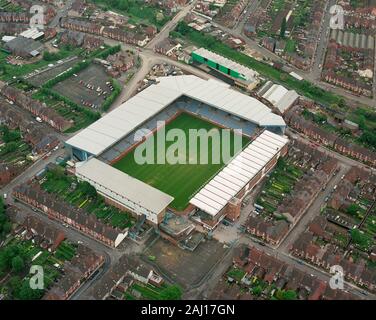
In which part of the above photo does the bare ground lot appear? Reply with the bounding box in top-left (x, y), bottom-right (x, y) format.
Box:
top-left (143, 236), bottom-right (229, 289)
top-left (24, 57), bottom-right (81, 87)
top-left (52, 64), bottom-right (112, 110)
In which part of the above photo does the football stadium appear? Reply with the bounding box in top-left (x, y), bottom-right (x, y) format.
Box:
top-left (66, 75), bottom-right (289, 230)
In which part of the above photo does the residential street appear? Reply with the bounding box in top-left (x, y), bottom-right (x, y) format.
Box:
top-left (278, 164), bottom-right (349, 253)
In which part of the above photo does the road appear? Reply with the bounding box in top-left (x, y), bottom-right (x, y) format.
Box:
top-left (0, 147), bottom-right (66, 202)
top-left (278, 164), bottom-right (349, 253)
top-left (286, 128), bottom-right (375, 174)
top-left (233, 0), bottom-right (260, 34)
top-left (145, 0), bottom-right (198, 50)
top-left (310, 0), bottom-right (336, 80)
top-left (104, 43), bottom-right (218, 111)
top-left (49, 0), bottom-right (74, 28)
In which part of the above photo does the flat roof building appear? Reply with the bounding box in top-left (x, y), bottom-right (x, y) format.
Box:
top-left (4, 36), bottom-right (43, 58)
top-left (75, 158), bottom-right (174, 224)
top-left (190, 130), bottom-right (289, 229)
top-left (258, 81), bottom-right (299, 114)
top-left (191, 48), bottom-right (260, 90)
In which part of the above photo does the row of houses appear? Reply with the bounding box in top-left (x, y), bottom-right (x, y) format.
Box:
top-left (44, 245), bottom-right (104, 300)
top-left (0, 12), bottom-right (29, 23)
top-left (0, 163), bottom-right (20, 186)
top-left (284, 106), bottom-right (376, 166)
top-left (0, 98), bottom-right (59, 154)
top-left (245, 137), bottom-right (340, 246)
top-left (90, 255), bottom-right (163, 300)
top-left (13, 183), bottom-right (128, 248)
top-left (344, 6), bottom-right (376, 32)
top-left (213, 245), bottom-right (358, 300)
top-left (7, 206), bottom-right (105, 300)
top-left (291, 220), bottom-right (376, 292)
top-left (60, 30), bottom-right (104, 51)
top-left (322, 37), bottom-right (374, 97)
top-left (106, 51), bottom-right (136, 78)
top-left (215, 0), bottom-right (248, 28)
top-left (23, 215), bottom-right (66, 251)
top-left (328, 166), bottom-right (369, 210)
top-left (0, 22), bottom-right (28, 35)
top-left (322, 71), bottom-right (373, 97)
top-left (245, 217), bottom-right (289, 246)
top-left (277, 156), bottom-right (339, 223)
top-left (60, 17), bottom-right (151, 47)
top-left (4, 1), bottom-right (57, 24)
top-left (0, 84), bottom-right (71, 132)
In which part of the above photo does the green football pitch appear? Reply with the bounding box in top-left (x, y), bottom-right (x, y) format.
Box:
top-left (112, 112), bottom-right (250, 211)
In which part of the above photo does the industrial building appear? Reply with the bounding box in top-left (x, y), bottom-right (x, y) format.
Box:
top-left (66, 75), bottom-right (287, 227)
top-left (191, 48), bottom-right (260, 90)
top-left (4, 36), bottom-right (43, 58)
top-left (258, 81), bottom-right (299, 114)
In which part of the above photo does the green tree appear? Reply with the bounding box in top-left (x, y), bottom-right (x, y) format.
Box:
top-left (8, 275), bottom-right (22, 295)
top-left (160, 285), bottom-right (182, 300)
top-left (346, 204), bottom-right (361, 217)
top-left (252, 285), bottom-right (262, 296)
top-left (79, 181), bottom-right (97, 199)
top-left (351, 229), bottom-right (371, 249)
top-left (280, 18), bottom-right (287, 38)
top-left (275, 289), bottom-right (297, 300)
top-left (0, 196), bottom-right (11, 240)
top-left (360, 131), bottom-right (376, 149)
top-left (16, 280), bottom-right (44, 300)
top-left (11, 256), bottom-right (25, 273)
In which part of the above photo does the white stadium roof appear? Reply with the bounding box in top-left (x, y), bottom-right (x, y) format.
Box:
top-left (75, 158), bottom-right (174, 215)
top-left (66, 75), bottom-right (285, 156)
top-left (189, 130), bottom-right (289, 217)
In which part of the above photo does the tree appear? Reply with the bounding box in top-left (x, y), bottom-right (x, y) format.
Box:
top-left (160, 285), bottom-right (182, 300)
top-left (0, 196), bottom-right (10, 240)
top-left (280, 18), bottom-right (287, 38)
top-left (275, 289), bottom-right (297, 300)
top-left (11, 256), bottom-right (25, 273)
top-left (351, 229), bottom-right (371, 249)
top-left (79, 181), bottom-right (97, 199)
top-left (156, 12), bottom-right (165, 22)
top-left (8, 276), bottom-right (22, 295)
top-left (252, 285), bottom-right (262, 296)
top-left (360, 130), bottom-right (376, 150)
top-left (16, 280), bottom-right (44, 300)
top-left (346, 204), bottom-right (360, 217)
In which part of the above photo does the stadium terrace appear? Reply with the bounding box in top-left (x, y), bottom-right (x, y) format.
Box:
top-left (66, 75), bottom-right (288, 229)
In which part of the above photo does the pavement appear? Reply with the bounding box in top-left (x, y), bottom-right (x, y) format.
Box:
top-left (310, 0), bottom-right (336, 80)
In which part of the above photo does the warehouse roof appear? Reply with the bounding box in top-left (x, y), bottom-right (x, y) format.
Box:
top-left (66, 75), bottom-right (286, 156)
top-left (75, 158), bottom-right (174, 215)
top-left (4, 36), bottom-right (43, 56)
top-left (192, 47), bottom-right (259, 82)
top-left (189, 130), bottom-right (289, 217)
top-left (259, 81), bottom-right (299, 114)
top-left (20, 28), bottom-right (44, 40)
